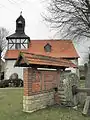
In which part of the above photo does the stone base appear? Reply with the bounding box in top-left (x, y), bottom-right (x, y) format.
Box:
top-left (23, 91), bottom-right (54, 113)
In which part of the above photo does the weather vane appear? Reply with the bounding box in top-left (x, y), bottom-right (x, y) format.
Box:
top-left (20, 11), bottom-right (22, 16)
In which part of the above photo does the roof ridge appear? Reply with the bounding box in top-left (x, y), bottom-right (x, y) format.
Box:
top-left (30, 39), bottom-right (72, 41)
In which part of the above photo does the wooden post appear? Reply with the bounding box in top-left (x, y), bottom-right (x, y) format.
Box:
top-left (82, 96), bottom-right (90, 115)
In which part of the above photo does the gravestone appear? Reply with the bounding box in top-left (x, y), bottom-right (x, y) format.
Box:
top-left (9, 73), bottom-right (19, 87)
top-left (58, 72), bottom-right (79, 106)
top-left (9, 73), bottom-right (18, 80)
top-left (69, 54), bottom-right (90, 115)
top-left (82, 55), bottom-right (90, 115)
top-left (58, 54), bottom-right (90, 115)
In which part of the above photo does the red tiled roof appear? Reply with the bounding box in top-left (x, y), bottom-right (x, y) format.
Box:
top-left (28, 40), bottom-right (79, 58)
top-left (5, 49), bottom-right (28, 59)
top-left (5, 40), bottom-right (79, 59)
top-left (15, 52), bottom-right (77, 68)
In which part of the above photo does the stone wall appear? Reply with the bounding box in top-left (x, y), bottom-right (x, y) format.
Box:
top-left (23, 91), bottom-right (54, 113)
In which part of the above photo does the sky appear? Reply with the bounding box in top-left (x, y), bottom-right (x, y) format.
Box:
top-left (0, 0), bottom-right (55, 39)
top-left (0, 0), bottom-right (90, 65)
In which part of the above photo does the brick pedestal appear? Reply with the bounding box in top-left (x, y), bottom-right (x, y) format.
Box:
top-left (23, 67), bottom-right (61, 113)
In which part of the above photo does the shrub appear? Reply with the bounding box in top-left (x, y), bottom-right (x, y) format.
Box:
top-left (0, 79), bottom-right (23, 88)
top-left (0, 79), bottom-right (10, 88)
top-left (18, 79), bottom-right (23, 87)
top-left (0, 81), bottom-right (4, 88)
top-left (9, 79), bottom-right (23, 87)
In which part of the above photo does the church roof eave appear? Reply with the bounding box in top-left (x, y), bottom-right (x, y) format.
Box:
top-left (6, 32), bottom-right (30, 40)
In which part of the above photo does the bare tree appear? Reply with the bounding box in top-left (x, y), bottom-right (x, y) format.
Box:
top-left (0, 27), bottom-right (8, 80)
top-left (0, 27), bottom-right (8, 53)
top-left (43, 0), bottom-right (90, 39)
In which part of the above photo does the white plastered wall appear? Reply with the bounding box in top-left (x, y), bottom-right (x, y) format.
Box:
top-left (66, 59), bottom-right (79, 77)
top-left (4, 60), bottom-right (23, 80)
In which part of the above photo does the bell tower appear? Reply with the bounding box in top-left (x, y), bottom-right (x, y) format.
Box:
top-left (6, 12), bottom-right (30, 50)
top-left (16, 12), bottom-right (25, 33)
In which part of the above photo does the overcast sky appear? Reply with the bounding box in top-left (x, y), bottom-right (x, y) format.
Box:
top-left (0, 0), bottom-right (90, 65)
top-left (0, 0), bottom-right (56, 39)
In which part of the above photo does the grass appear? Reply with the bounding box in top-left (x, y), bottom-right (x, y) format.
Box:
top-left (0, 88), bottom-right (90, 120)
top-left (80, 79), bottom-right (85, 88)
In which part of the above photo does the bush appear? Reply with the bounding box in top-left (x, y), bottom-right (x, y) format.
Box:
top-left (0, 81), bottom-right (4, 88)
top-left (9, 79), bottom-right (23, 87)
top-left (19, 79), bottom-right (23, 87)
top-left (0, 79), bottom-right (10, 88)
top-left (0, 79), bottom-right (23, 88)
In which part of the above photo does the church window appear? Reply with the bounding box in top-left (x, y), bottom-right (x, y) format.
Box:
top-left (18, 21), bottom-right (22, 28)
top-left (44, 43), bottom-right (52, 52)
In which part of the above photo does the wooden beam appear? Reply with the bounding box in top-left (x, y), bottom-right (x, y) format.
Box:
top-left (77, 88), bottom-right (90, 93)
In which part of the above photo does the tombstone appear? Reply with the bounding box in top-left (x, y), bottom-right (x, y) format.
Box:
top-left (70, 53), bottom-right (90, 115)
top-left (58, 73), bottom-right (79, 106)
top-left (9, 73), bottom-right (18, 87)
top-left (58, 53), bottom-right (90, 115)
top-left (82, 55), bottom-right (90, 115)
top-left (9, 73), bottom-right (18, 80)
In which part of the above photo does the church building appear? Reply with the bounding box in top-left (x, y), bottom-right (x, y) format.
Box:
top-left (4, 13), bottom-right (79, 80)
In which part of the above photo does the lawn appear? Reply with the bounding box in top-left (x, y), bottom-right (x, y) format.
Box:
top-left (80, 79), bottom-right (85, 88)
top-left (0, 88), bottom-right (90, 120)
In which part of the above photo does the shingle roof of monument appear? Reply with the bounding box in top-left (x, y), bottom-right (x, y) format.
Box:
top-left (15, 52), bottom-right (77, 68)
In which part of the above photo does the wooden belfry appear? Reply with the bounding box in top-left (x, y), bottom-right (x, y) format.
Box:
top-left (6, 12), bottom-right (30, 50)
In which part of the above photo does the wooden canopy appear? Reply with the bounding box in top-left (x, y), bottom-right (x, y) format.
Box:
top-left (14, 52), bottom-right (77, 69)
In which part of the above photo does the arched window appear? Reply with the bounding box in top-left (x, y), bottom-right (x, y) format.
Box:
top-left (17, 21), bottom-right (22, 28)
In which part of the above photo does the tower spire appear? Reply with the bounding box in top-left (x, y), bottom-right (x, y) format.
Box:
top-left (6, 13), bottom-right (30, 50)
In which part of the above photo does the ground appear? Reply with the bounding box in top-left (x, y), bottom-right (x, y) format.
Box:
top-left (0, 87), bottom-right (90, 120)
